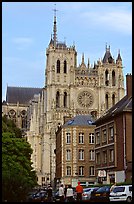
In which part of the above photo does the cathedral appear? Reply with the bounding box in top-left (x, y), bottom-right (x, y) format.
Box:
top-left (2, 11), bottom-right (125, 187)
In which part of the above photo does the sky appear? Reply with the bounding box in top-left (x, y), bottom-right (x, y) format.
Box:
top-left (2, 2), bottom-right (132, 101)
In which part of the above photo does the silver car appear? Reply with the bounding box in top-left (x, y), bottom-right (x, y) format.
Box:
top-left (82, 187), bottom-right (99, 201)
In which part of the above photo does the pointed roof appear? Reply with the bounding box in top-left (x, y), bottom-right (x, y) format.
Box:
top-left (6, 86), bottom-right (42, 104)
top-left (63, 114), bottom-right (95, 127)
top-left (102, 45), bottom-right (113, 63)
top-left (116, 50), bottom-right (122, 61)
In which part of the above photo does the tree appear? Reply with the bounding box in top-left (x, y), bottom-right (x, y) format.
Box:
top-left (2, 116), bottom-right (38, 202)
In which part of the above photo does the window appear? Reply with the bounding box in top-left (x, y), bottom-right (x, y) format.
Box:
top-left (79, 132), bottom-right (84, 144)
top-left (66, 133), bottom-right (71, 144)
top-left (96, 132), bottom-right (100, 144)
top-left (102, 129), bottom-right (107, 142)
top-left (109, 149), bottom-right (114, 162)
top-left (79, 149), bottom-right (84, 160)
top-left (112, 94), bottom-right (115, 106)
top-left (64, 60), bottom-right (67, 73)
top-left (109, 127), bottom-right (114, 140)
top-left (89, 133), bottom-right (94, 144)
top-left (105, 94), bottom-right (109, 109)
top-left (57, 60), bottom-right (60, 73)
top-left (112, 70), bottom-right (116, 86)
top-left (56, 91), bottom-right (60, 108)
top-left (105, 70), bottom-right (109, 86)
top-left (96, 152), bottom-right (101, 164)
top-left (103, 150), bottom-right (107, 163)
top-left (64, 92), bottom-right (67, 108)
top-left (79, 166), bottom-right (84, 176)
top-left (66, 149), bottom-right (71, 161)
top-left (66, 166), bottom-right (71, 176)
top-left (42, 177), bottom-right (45, 182)
top-left (89, 166), bottom-right (95, 176)
top-left (89, 150), bottom-right (95, 161)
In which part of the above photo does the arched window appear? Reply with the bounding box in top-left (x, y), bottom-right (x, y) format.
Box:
top-left (105, 94), bottom-right (109, 109)
top-left (112, 70), bottom-right (116, 86)
top-left (57, 60), bottom-right (60, 73)
top-left (105, 70), bottom-right (109, 86)
top-left (56, 91), bottom-right (60, 108)
top-left (112, 94), bottom-right (115, 106)
top-left (63, 92), bottom-right (67, 108)
top-left (21, 110), bottom-right (27, 129)
top-left (64, 60), bottom-right (67, 73)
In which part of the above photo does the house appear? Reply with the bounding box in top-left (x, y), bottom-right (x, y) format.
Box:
top-left (55, 114), bottom-right (96, 188)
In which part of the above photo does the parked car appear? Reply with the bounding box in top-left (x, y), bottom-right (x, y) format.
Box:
top-left (90, 186), bottom-right (111, 202)
top-left (109, 185), bottom-right (132, 202)
top-left (82, 187), bottom-right (99, 201)
top-left (27, 190), bottom-right (48, 202)
top-left (53, 190), bottom-right (60, 202)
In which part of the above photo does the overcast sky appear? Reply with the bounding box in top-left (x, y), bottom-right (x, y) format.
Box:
top-left (2, 2), bottom-right (132, 101)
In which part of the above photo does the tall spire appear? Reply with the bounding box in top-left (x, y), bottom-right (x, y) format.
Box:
top-left (53, 3), bottom-right (58, 47)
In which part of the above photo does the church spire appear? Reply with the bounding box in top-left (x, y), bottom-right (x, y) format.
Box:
top-left (53, 4), bottom-right (58, 47)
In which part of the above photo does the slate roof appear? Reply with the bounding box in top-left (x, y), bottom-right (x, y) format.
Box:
top-left (63, 114), bottom-right (95, 128)
top-left (102, 48), bottom-right (114, 63)
top-left (6, 86), bottom-right (42, 104)
top-left (95, 95), bottom-right (132, 124)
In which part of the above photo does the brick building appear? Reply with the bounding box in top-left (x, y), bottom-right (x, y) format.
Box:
top-left (94, 74), bottom-right (132, 184)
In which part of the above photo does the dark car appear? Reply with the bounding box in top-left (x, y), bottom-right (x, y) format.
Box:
top-left (53, 190), bottom-right (60, 202)
top-left (90, 186), bottom-right (111, 202)
top-left (27, 190), bottom-right (48, 202)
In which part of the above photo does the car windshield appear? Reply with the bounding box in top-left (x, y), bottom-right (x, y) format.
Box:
top-left (84, 188), bottom-right (92, 192)
top-left (96, 186), bottom-right (110, 192)
top-left (112, 187), bottom-right (125, 193)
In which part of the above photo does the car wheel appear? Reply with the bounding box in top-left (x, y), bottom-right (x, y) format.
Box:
top-left (126, 196), bottom-right (132, 203)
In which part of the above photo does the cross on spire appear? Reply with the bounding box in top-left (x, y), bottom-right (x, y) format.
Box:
top-left (52, 3), bottom-right (58, 47)
top-left (53, 3), bottom-right (58, 17)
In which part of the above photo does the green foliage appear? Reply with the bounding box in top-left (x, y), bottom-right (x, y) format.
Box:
top-left (2, 117), bottom-right (37, 202)
top-left (2, 115), bottom-right (22, 138)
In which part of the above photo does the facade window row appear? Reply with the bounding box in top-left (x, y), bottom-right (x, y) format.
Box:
top-left (57, 59), bottom-right (67, 74)
top-left (56, 91), bottom-right (67, 108)
top-left (105, 93), bottom-right (116, 109)
top-left (95, 126), bottom-right (114, 145)
top-left (96, 149), bottom-right (114, 164)
top-left (66, 149), bottom-right (95, 161)
top-left (66, 132), bottom-right (95, 144)
top-left (66, 166), bottom-right (95, 176)
top-left (8, 109), bottom-right (27, 129)
top-left (105, 70), bottom-right (116, 86)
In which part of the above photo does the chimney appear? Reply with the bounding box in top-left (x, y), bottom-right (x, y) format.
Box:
top-left (126, 74), bottom-right (132, 98)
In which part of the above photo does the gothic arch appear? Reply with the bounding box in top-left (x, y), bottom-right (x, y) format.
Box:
top-left (105, 93), bottom-right (109, 109)
top-left (112, 70), bottom-right (116, 86)
top-left (56, 91), bottom-right (60, 108)
top-left (63, 91), bottom-right (67, 108)
top-left (8, 109), bottom-right (16, 123)
top-left (64, 60), bottom-right (67, 73)
top-left (112, 93), bottom-right (116, 106)
top-left (57, 60), bottom-right (60, 73)
top-left (105, 70), bottom-right (109, 86)
top-left (21, 110), bottom-right (27, 129)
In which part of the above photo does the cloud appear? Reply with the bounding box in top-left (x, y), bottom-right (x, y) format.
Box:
top-left (12, 37), bottom-right (34, 50)
top-left (81, 6), bottom-right (132, 35)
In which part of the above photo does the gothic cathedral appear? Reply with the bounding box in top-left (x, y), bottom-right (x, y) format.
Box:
top-left (2, 12), bottom-right (125, 187)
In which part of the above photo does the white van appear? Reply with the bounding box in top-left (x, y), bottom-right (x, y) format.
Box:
top-left (109, 185), bottom-right (132, 202)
